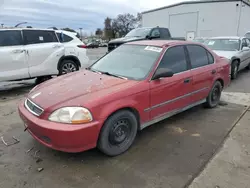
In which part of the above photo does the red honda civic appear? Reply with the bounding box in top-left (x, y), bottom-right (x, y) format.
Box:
top-left (18, 40), bottom-right (230, 156)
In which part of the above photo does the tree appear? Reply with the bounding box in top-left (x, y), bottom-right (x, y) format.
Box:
top-left (95, 28), bottom-right (103, 36)
top-left (61, 27), bottom-right (77, 33)
top-left (112, 13), bottom-right (137, 37)
top-left (104, 17), bottom-right (113, 39)
top-left (136, 13), bottom-right (142, 28)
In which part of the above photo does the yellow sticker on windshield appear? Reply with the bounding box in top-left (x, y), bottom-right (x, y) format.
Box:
top-left (145, 46), bottom-right (162, 53)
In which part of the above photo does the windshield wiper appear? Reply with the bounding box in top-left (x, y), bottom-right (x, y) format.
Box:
top-left (100, 71), bottom-right (127, 80)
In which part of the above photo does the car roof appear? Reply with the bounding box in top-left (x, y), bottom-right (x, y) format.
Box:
top-left (208, 36), bottom-right (242, 40)
top-left (126, 40), bottom-right (201, 47)
top-left (0, 28), bottom-right (55, 31)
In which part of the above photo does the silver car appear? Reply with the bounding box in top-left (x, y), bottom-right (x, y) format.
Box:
top-left (204, 36), bottom-right (250, 79)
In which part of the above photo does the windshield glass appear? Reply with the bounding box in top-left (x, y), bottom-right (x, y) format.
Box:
top-left (245, 33), bottom-right (250, 39)
top-left (90, 44), bottom-right (162, 80)
top-left (125, 28), bottom-right (151, 37)
top-left (204, 38), bottom-right (240, 51)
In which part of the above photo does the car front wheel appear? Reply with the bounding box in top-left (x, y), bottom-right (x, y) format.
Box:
top-left (231, 60), bottom-right (239, 80)
top-left (204, 81), bottom-right (222, 108)
top-left (97, 110), bottom-right (138, 156)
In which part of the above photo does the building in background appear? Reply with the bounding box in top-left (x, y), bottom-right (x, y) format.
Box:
top-left (142, 0), bottom-right (250, 40)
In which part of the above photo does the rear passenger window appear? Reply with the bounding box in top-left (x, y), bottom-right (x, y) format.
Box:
top-left (158, 46), bottom-right (187, 74)
top-left (23, 30), bottom-right (58, 45)
top-left (0, 30), bottom-right (22, 47)
top-left (56, 33), bottom-right (73, 43)
top-left (207, 51), bottom-right (214, 64)
top-left (187, 45), bottom-right (209, 68)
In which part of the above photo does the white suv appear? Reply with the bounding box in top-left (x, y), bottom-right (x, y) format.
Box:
top-left (55, 30), bottom-right (89, 72)
top-left (0, 28), bottom-right (88, 83)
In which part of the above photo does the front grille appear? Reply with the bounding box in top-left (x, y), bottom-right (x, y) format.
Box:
top-left (25, 99), bottom-right (44, 116)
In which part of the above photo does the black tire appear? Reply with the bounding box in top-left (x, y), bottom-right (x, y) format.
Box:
top-left (97, 110), bottom-right (138, 156)
top-left (231, 60), bottom-right (239, 80)
top-left (246, 63), bottom-right (250, 70)
top-left (58, 60), bottom-right (79, 75)
top-left (204, 81), bottom-right (222, 108)
top-left (35, 76), bottom-right (52, 85)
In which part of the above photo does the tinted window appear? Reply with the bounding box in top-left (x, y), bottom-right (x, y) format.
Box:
top-left (241, 39), bottom-right (248, 49)
top-left (246, 38), bottom-right (250, 46)
top-left (56, 33), bottom-right (73, 43)
top-left (207, 51), bottom-right (214, 64)
top-left (187, 45), bottom-right (209, 68)
top-left (151, 28), bottom-right (160, 37)
top-left (0, 30), bottom-right (22, 47)
top-left (158, 46), bottom-right (187, 74)
top-left (23, 30), bottom-right (58, 45)
top-left (160, 28), bottom-right (171, 38)
top-left (90, 45), bottom-right (162, 80)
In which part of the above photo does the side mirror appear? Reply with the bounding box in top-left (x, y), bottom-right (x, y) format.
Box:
top-left (152, 68), bottom-right (174, 80)
top-left (242, 46), bottom-right (250, 50)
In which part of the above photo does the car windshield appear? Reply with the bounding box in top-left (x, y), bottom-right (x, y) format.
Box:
top-left (90, 44), bottom-right (162, 80)
top-left (193, 38), bottom-right (205, 43)
top-left (204, 38), bottom-right (240, 51)
top-left (245, 32), bottom-right (250, 39)
top-left (125, 28), bottom-right (151, 37)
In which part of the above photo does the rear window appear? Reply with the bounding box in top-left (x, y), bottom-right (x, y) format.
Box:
top-left (23, 30), bottom-right (58, 45)
top-left (0, 30), bottom-right (22, 47)
top-left (56, 33), bottom-right (73, 43)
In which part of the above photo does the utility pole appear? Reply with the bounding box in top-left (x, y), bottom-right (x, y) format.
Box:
top-left (79, 28), bottom-right (83, 41)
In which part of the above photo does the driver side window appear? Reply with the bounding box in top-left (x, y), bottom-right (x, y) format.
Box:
top-left (241, 39), bottom-right (248, 49)
top-left (157, 46), bottom-right (188, 74)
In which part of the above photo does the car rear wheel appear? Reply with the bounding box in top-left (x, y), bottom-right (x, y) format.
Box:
top-left (204, 81), bottom-right (222, 108)
top-left (58, 60), bottom-right (79, 75)
top-left (97, 110), bottom-right (138, 156)
top-left (231, 60), bottom-right (239, 80)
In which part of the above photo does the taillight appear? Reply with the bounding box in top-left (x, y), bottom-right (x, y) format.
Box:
top-left (77, 45), bottom-right (87, 48)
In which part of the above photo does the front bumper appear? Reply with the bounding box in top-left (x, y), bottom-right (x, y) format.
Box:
top-left (18, 100), bottom-right (102, 153)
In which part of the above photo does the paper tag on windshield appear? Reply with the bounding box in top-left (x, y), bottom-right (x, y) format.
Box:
top-left (145, 46), bottom-right (162, 53)
top-left (39, 36), bottom-right (44, 41)
top-left (208, 41), bottom-right (215, 45)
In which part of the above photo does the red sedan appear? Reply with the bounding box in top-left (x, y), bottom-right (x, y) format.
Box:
top-left (18, 40), bottom-right (230, 156)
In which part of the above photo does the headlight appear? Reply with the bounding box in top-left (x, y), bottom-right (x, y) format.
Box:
top-left (48, 107), bottom-right (93, 124)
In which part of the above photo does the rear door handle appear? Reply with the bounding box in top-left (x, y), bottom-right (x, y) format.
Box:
top-left (184, 78), bottom-right (191, 83)
top-left (211, 70), bottom-right (216, 74)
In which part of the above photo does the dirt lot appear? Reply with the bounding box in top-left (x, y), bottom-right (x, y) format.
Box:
top-left (0, 48), bottom-right (250, 188)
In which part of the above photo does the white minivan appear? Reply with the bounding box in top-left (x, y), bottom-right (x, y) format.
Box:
top-left (0, 28), bottom-right (88, 83)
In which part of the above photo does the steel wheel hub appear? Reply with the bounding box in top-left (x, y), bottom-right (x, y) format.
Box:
top-left (109, 120), bottom-right (130, 145)
top-left (62, 63), bottom-right (77, 74)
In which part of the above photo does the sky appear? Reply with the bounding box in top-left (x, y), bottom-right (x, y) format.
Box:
top-left (0, 0), bottom-right (184, 33)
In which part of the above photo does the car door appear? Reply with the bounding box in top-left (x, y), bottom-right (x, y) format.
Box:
top-left (186, 44), bottom-right (216, 103)
top-left (240, 38), bottom-right (250, 69)
top-left (0, 30), bottom-right (29, 81)
top-left (149, 45), bottom-right (193, 120)
top-left (23, 30), bottom-right (64, 77)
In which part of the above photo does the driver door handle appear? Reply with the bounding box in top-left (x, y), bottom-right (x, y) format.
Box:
top-left (12, 49), bottom-right (25, 53)
top-left (184, 78), bottom-right (191, 83)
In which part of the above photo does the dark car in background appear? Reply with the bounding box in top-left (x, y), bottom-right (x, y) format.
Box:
top-left (86, 41), bottom-right (99, 48)
top-left (108, 27), bottom-right (185, 52)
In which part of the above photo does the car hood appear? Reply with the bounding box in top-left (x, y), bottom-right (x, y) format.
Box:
top-left (213, 50), bottom-right (237, 60)
top-left (109, 36), bottom-right (145, 44)
top-left (28, 70), bottom-right (136, 110)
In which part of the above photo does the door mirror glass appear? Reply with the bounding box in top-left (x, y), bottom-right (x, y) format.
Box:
top-left (152, 68), bottom-right (174, 80)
